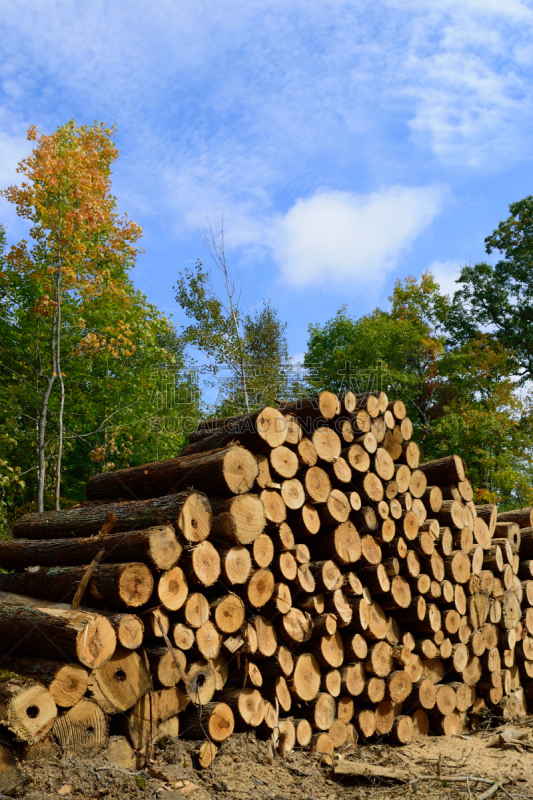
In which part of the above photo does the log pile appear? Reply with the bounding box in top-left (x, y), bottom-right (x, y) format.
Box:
top-left (0, 392), bottom-right (531, 764)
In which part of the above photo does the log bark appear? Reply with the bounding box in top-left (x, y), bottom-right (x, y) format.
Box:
top-left (13, 491), bottom-right (211, 543)
top-left (497, 506), bottom-right (533, 528)
top-left (0, 601), bottom-right (115, 668)
top-left (0, 563), bottom-right (153, 609)
top-left (417, 455), bottom-right (465, 485)
top-left (0, 525), bottom-right (181, 571)
top-left (86, 445), bottom-right (258, 502)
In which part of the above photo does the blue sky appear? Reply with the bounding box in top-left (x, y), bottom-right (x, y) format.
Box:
top-left (1, 0), bottom-right (533, 359)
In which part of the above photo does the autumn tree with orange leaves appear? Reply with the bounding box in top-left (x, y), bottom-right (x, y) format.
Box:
top-left (1, 121), bottom-right (143, 511)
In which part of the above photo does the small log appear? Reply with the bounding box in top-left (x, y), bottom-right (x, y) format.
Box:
top-left (422, 487), bottom-right (443, 514)
top-left (288, 503), bottom-right (320, 538)
top-left (270, 446), bottom-right (299, 479)
top-left (248, 615), bottom-right (278, 658)
top-left (355, 709), bottom-right (376, 738)
top-left (178, 593), bottom-right (209, 629)
top-left (304, 692), bottom-right (336, 730)
top-left (193, 621), bottom-right (222, 660)
top-left (294, 438), bottom-right (318, 467)
top-left (219, 545), bottom-right (252, 585)
top-left (219, 688), bottom-right (265, 729)
top-left (287, 653), bottom-right (321, 702)
top-left (385, 670), bottom-right (412, 703)
top-left (147, 647), bottom-right (187, 688)
top-left (197, 740), bottom-right (218, 769)
top-left (375, 700), bottom-right (395, 734)
top-left (279, 393), bottom-right (338, 427)
top-left (158, 566), bottom-right (188, 610)
top-left (142, 607), bottom-right (169, 639)
top-left (322, 668), bottom-right (341, 697)
top-left (343, 444), bottom-right (370, 474)
top-left (181, 541), bottom-right (221, 587)
top-left (281, 478), bottom-right (306, 510)
top-left (476, 504), bottom-right (498, 537)
top-left (180, 702), bottom-right (235, 742)
top-left (336, 694), bottom-right (354, 722)
top-left (210, 494), bottom-right (266, 546)
top-left (392, 715), bottom-right (413, 744)
top-left (312, 428), bottom-right (342, 462)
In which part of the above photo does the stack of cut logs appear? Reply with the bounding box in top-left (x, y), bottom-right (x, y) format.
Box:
top-left (0, 390), bottom-right (532, 765)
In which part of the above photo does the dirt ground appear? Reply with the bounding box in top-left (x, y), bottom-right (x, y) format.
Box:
top-left (7, 723), bottom-right (533, 800)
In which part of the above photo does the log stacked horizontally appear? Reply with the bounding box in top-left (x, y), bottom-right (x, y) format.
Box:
top-left (0, 394), bottom-right (531, 762)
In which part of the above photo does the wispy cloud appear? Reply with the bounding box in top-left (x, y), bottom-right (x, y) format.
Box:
top-left (0, 0), bottom-right (531, 315)
top-left (269, 185), bottom-right (444, 288)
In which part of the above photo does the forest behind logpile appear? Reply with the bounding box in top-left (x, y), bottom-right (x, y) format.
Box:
top-left (2, 120), bottom-right (533, 531)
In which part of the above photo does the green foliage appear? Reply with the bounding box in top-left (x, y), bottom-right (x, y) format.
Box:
top-left (0, 124), bottom-right (200, 519)
top-left (175, 259), bottom-right (290, 416)
top-left (304, 268), bottom-right (533, 507)
top-left (448, 195), bottom-right (533, 381)
top-left (305, 273), bottom-right (449, 448)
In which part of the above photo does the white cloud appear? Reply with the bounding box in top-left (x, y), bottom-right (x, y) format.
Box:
top-left (426, 258), bottom-right (464, 297)
top-left (270, 186), bottom-right (444, 288)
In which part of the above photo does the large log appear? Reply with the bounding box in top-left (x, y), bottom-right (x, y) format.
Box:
top-left (0, 563), bottom-right (154, 609)
top-left (209, 495), bottom-right (266, 545)
top-left (85, 445), bottom-right (257, 502)
top-left (12, 491), bottom-right (211, 542)
top-left (88, 649), bottom-right (150, 713)
top-left (53, 698), bottom-right (109, 756)
top-left (0, 680), bottom-right (57, 743)
top-left (417, 455), bottom-right (465, 485)
top-left (0, 525), bottom-right (181, 571)
top-left (497, 507), bottom-right (533, 529)
top-left (0, 589), bottom-right (141, 650)
top-left (0, 602), bottom-right (116, 669)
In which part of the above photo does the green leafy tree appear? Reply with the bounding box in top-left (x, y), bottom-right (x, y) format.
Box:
top-left (305, 273), bottom-right (449, 451)
top-left (175, 230), bottom-right (290, 416)
top-left (448, 195), bottom-right (533, 381)
top-left (0, 123), bottom-right (199, 516)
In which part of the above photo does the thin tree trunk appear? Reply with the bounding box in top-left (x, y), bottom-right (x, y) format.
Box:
top-left (37, 315), bottom-right (57, 513)
top-left (55, 257), bottom-right (64, 511)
